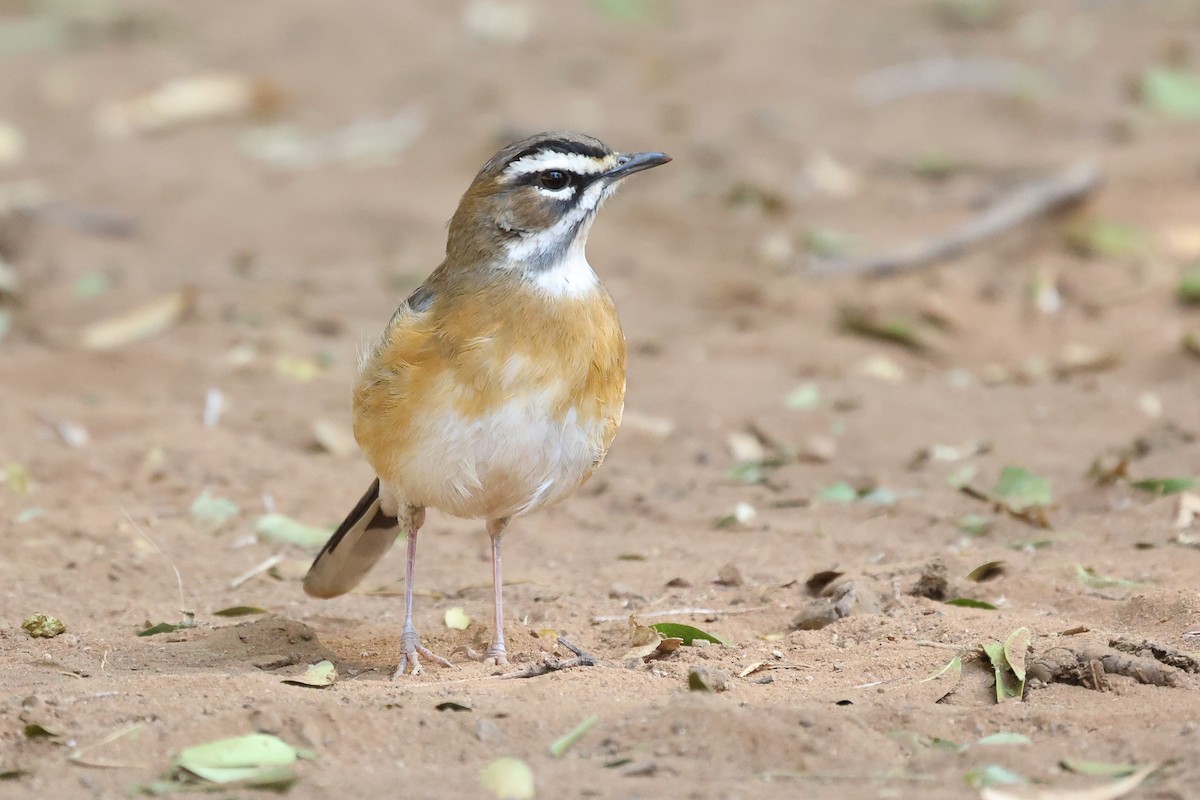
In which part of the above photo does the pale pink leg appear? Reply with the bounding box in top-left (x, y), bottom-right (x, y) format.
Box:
top-left (392, 511), bottom-right (451, 678)
top-left (481, 518), bottom-right (510, 666)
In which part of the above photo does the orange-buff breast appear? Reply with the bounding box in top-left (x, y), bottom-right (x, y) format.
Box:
top-left (352, 282), bottom-right (626, 520)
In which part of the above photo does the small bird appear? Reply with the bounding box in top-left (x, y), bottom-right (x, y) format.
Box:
top-left (303, 132), bottom-right (670, 676)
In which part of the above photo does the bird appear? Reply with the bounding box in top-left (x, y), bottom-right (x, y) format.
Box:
top-left (303, 131), bottom-right (671, 676)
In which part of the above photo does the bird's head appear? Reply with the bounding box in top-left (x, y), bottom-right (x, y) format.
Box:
top-left (445, 132), bottom-right (670, 284)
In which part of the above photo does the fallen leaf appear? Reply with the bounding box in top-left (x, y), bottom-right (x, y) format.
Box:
top-left (1130, 476), bottom-right (1198, 495)
top-left (981, 763), bottom-right (1157, 800)
top-left (818, 482), bottom-right (859, 503)
top-left (1059, 760), bottom-right (1139, 778)
top-left (649, 622), bottom-right (726, 646)
top-left (983, 637), bottom-right (1024, 702)
top-left (81, 291), bottom-right (192, 350)
top-left (1179, 263), bottom-right (1200, 305)
top-left (212, 606), bottom-right (267, 618)
top-left (958, 514), bottom-right (992, 536)
top-left (96, 73), bottom-right (282, 136)
top-left (1063, 218), bottom-right (1147, 258)
top-left (946, 598), bottom-right (997, 610)
top-left (977, 732), bottom-right (1032, 746)
top-left (138, 622), bottom-right (184, 637)
top-left (480, 757), bottom-right (534, 800)
top-left (549, 714), bottom-right (599, 758)
top-left (918, 655), bottom-right (962, 702)
top-left (23, 723), bottom-right (59, 739)
top-left (623, 616), bottom-right (664, 660)
top-left (281, 660), bottom-right (336, 688)
top-left (190, 490), bottom-right (239, 529)
top-left (785, 383), bottom-right (820, 410)
top-left (171, 733), bottom-right (304, 789)
top-left (1141, 66), bottom-right (1200, 120)
top-left (860, 354), bottom-right (905, 383)
top-left (1175, 493), bottom-right (1200, 529)
top-left (444, 607), bottom-right (471, 630)
top-left (312, 420), bottom-right (357, 456)
top-left (968, 764), bottom-right (1027, 789)
top-left (965, 561), bottom-right (1006, 582)
top-left (254, 514), bottom-right (330, 548)
top-left (993, 466), bottom-right (1052, 514)
top-left (1075, 565), bottom-right (1138, 590)
top-left (1004, 627), bottom-right (1031, 683)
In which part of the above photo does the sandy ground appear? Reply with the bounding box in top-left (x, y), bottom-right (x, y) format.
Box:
top-left (2, 1), bottom-right (1200, 798)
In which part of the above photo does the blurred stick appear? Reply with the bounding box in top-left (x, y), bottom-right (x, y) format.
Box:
top-left (810, 161), bottom-right (1103, 278)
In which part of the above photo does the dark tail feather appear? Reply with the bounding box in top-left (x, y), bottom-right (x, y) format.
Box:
top-left (303, 478), bottom-right (401, 599)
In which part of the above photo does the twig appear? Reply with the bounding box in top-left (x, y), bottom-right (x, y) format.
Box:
top-left (591, 606), bottom-right (768, 624)
top-left (916, 640), bottom-right (971, 651)
top-left (122, 507), bottom-right (195, 623)
top-left (500, 637), bottom-right (601, 680)
top-left (229, 553), bottom-right (285, 589)
top-left (810, 161), bottom-right (1103, 278)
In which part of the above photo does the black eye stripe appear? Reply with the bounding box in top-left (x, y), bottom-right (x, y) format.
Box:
top-left (519, 170), bottom-right (601, 190)
top-left (508, 138), bottom-right (609, 163)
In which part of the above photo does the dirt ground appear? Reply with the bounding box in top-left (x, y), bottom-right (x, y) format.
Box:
top-left (2, 1), bottom-right (1200, 798)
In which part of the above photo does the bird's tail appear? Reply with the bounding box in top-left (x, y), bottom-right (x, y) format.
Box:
top-left (303, 478), bottom-right (401, 599)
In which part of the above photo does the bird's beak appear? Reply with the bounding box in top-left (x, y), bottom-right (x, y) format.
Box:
top-left (604, 151), bottom-right (672, 181)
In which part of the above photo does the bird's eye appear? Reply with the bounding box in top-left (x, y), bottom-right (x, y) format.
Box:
top-left (538, 170), bottom-right (571, 191)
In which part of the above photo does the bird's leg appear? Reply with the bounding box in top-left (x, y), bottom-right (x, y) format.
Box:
top-left (480, 517), bottom-right (511, 666)
top-left (393, 507), bottom-right (451, 678)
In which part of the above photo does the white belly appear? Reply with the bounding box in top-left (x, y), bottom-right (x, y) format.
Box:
top-left (385, 386), bottom-right (614, 520)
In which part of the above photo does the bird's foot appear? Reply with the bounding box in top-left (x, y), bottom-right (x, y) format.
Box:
top-left (392, 627), bottom-right (452, 678)
top-left (466, 641), bottom-right (509, 667)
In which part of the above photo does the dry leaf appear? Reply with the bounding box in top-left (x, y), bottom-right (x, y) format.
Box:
top-left (312, 420), bottom-right (357, 456)
top-left (81, 291), bottom-right (192, 350)
top-left (727, 431), bottom-right (765, 463)
top-left (444, 607), bottom-right (471, 630)
top-left (1175, 492), bottom-right (1200, 529)
top-left (96, 73), bottom-right (281, 136)
top-left (980, 763), bottom-right (1156, 800)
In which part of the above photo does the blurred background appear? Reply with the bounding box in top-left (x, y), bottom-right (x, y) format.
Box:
top-left (2, 1), bottom-right (1200, 797)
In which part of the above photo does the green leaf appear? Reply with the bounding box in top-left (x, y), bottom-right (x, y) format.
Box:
top-left (965, 560), bottom-right (1005, 582)
top-left (1004, 627), bottom-right (1030, 683)
top-left (190, 490), bottom-right (239, 528)
top-left (982, 639), bottom-right (1024, 702)
top-left (1064, 218), bottom-right (1148, 258)
top-left (480, 757), bottom-right (534, 800)
top-left (992, 466), bottom-right (1052, 513)
top-left (137, 622), bottom-right (184, 637)
top-left (964, 764), bottom-right (1026, 788)
top-left (281, 660), bottom-right (336, 688)
top-left (173, 733), bottom-right (301, 787)
top-left (74, 272), bottom-right (111, 297)
top-left (817, 482), bottom-right (859, 503)
top-left (1180, 263), bottom-right (1200, 305)
top-left (957, 513), bottom-right (992, 536)
top-left (549, 714), bottom-right (599, 758)
top-left (212, 606), bottom-right (267, 618)
top-left (977, 732), bottom-right (1032, 746)
top-left (1075, 565), bottom-right (1139, 590)
top-left (23, 723), bottom-right (59, 739)
top-left (1060, 758), bottom-right (1140, 778)
top-left (254, 514), bottom-right (331, 548)
top-left (1130, 476), bottom-right (1199, 495)
top-left (1141, 66), bottom-right (1200, 120)
top-left (785, 383), bottom-right (820, 410)
top-left (945, 598), bottom-right (997, 610)
top-left (649, 622), bottom-right (726, 645)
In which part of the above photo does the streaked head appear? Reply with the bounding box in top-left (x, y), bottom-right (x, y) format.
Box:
top-left (446, 132), bottom-right (670, 275)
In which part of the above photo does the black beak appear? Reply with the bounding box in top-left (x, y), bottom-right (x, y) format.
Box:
top-left (605, 151), bottom-right (672, 180)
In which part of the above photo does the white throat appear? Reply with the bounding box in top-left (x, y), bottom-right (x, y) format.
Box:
top-left (526, 239), bottom-right (599, 297)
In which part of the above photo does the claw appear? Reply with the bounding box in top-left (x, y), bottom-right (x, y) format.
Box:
top-left (466, 641), bottom-right (509, 668)
top-left (392, 627), bottom-right (452, 678)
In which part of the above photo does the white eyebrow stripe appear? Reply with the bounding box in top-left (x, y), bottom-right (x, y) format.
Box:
top-left (503, 150), bottom-right (617, 179)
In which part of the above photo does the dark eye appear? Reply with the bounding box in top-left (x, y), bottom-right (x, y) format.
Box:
top-left (538, 170), bottom-right (571, 190)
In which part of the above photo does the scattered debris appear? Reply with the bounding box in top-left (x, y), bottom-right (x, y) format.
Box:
top-left (480, 756), bottom-right (534, 800)
top-left (281, 660), bottom-right (337, 688)
top-left (21, 613), bottom-right (66, 638)
top-left (1027, 645), bottom-right (1180, 690)
top-left (687, 665), bottom-right (729, 692)
top-left (155, 733), bottom-right (308, 793)
top-left (1140, 66), bottom-right (1200, 120)
top-left (81, 290), bottom-right (193, 350)
top-left (1108, 637), bottom-right (1199, 674)
top-left (911, 559), bottom-right (949, 600)
top-left (792, 574), bottom-right (880, 630)
top-left (255, 514), bottom-right (329, 548)
top-left (444, 607), bottom-right (471, 631)
top-left (96, 73), bottom-right (282, 136)
top-left (549, 714), bottom-right (599, 758)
